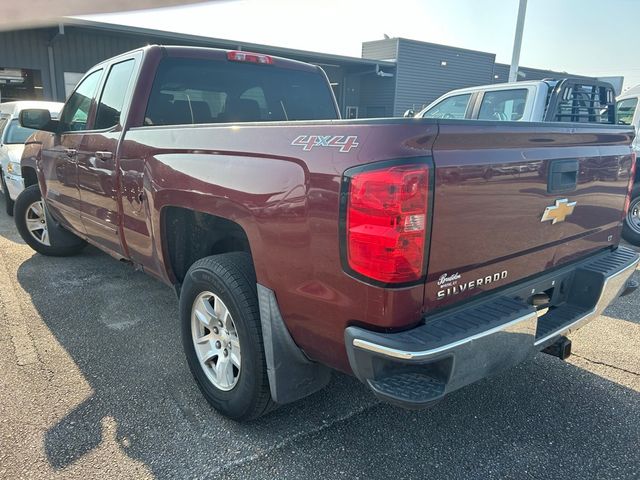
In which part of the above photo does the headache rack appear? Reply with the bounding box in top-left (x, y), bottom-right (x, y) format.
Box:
top-left (543, 78), bottom-right (616, 124)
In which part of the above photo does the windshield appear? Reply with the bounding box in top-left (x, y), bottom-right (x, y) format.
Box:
top-left (3, 119), bottom-right (38, 144)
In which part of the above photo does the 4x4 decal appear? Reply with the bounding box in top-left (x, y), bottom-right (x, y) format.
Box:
top-left (291, 135), bottom-right (359, 153)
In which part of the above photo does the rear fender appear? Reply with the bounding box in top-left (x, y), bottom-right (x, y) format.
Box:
top-left (148, 152), bottom-right (308, 288)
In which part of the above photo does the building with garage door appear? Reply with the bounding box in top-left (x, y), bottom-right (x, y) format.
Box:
top-left (0, 19), bottom-right (621, 118)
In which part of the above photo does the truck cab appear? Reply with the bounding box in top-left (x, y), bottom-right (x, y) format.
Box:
top-left (412, 78), bottom-right (617, 124)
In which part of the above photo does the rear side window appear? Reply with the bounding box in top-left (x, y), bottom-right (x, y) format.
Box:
top-left (422, 94), bottom-right (471, 119)
top-left (478, 89), bottom-right (528, 121)
top-left (617, 98), bottom-right (638, 126)
top-left (144, 57), bottom-right (338, 126)
top-left (95, 59), bottom-right (135, 130)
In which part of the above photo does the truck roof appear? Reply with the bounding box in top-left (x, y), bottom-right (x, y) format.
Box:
top-left (91, 44), bottom-right (322, 74)
top-left (435, 80), bottom-right (546, 97)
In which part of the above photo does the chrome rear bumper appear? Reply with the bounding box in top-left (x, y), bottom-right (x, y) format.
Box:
top-left (345, 246), bottom-right (639, 408)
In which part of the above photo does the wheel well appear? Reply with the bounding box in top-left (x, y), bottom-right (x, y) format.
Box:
top-left (163, 207), bottom-right (253, 284)
top-left (22, 167), bottom-right (38, 188)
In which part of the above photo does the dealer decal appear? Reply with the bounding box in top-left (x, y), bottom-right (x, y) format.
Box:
top-left (291, 135), bottom-right (359, 153)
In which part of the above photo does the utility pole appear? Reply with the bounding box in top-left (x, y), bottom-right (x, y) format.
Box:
top-left (508, 0), bottom-right (528, 83)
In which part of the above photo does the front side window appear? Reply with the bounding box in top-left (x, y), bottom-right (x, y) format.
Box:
top-left (478, 89), bottom-right (528, 121)
top-left (94, 59), bottom-right (135, 130)
top-left (144, 57), bottom-right (338, 126)
top-left (422, 94), bottom-right (471, 119)
top-left (59, 69), bottom-right (103, 132)
top-left (616, 98), bottom-right (638, 126)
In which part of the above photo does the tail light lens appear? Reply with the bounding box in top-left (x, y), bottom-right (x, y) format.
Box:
top-left (624, 151), bottom-right (637, 217)
top-left (345, 163), bottom-right (430, 284)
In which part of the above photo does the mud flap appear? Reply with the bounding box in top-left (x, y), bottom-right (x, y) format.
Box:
top-left (44, 202), bottom-right (85, 248)
top-left (257, 284), bottom-right (331, 404)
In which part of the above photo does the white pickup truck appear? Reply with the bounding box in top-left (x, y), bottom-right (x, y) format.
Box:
top-left (409, 78), bottom-right (617, 124)
top-left (409, 78), bottom-right (640, 244)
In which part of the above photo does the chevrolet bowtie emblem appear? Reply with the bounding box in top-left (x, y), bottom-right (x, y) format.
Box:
top-left (541, 198), bottom-right (577, 224)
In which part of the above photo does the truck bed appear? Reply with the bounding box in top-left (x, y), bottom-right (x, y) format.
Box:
top-left (119, 117), bottom-right (635, 372)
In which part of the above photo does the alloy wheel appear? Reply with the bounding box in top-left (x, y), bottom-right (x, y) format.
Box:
top-left (191, 291), bottom-right (241, 391)
top-left (24, 200), bottom-right (50, 246)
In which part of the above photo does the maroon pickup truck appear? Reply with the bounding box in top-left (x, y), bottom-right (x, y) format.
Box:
top-left (16, 45), bottom-right (639, 421)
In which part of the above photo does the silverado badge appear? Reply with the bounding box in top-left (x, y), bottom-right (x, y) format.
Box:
top-left (541, 198), bottom-right (576, 224)
top-left (436, 270), bottom-right (508, 300)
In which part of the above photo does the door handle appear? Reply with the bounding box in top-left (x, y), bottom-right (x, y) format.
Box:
top-left (65, 148), bottom-right (77, 158)
top-left (95, 151), bottom-right (113, 161)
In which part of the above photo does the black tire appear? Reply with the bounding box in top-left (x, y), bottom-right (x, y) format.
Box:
top-left (14, 184), bottom-right (86, 256)
top-left (180, 252), bottom-right (275, 421)
top-left (622, 185), bottom-right (640, 246)
top-left (1, 170), bottom-right (15, 216)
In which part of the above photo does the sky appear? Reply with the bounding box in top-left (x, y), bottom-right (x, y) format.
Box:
top-left (87, 0), bottom-right (640, 90)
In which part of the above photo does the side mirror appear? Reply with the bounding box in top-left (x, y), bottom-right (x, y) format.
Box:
top-left (19, 109), bottom-right (56, 132)
top-left (403, 109), bottom-right (416, 118)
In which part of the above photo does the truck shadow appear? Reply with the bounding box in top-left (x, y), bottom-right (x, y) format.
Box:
top-left (15, 249), bottom-right (640, 479)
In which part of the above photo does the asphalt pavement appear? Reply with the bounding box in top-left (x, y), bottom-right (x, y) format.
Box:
top-left (0, 201), bottom-right (638, 480)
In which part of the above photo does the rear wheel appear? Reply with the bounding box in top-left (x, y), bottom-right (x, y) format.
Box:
top-left (14, 185), bottom-right (86, 256)
top-left (1, 170), bottom-right (14, 216)
top-left (622, 185), bottom-right (640, 246)
top-left (180, 253), bottom-right (275, 421)
top-left (622, 190), bottom-right (640, 246)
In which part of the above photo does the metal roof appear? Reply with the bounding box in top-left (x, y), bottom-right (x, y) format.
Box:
top-left (63, 18), bottom-right (397, 69)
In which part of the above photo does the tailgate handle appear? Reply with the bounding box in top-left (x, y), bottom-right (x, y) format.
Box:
top-left (547, 159), bottom-right (578, 194)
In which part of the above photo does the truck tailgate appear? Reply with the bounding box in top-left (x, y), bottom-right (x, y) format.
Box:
top-left (425, 121), bottom-right (635, 310)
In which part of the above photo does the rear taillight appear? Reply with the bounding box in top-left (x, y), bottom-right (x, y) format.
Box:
top-left (344, 162), bottom-right (430, 284)
top-left (624, 151), bottom-right (637, 216)
top-left (227, 50), bottom-right (273, 64)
